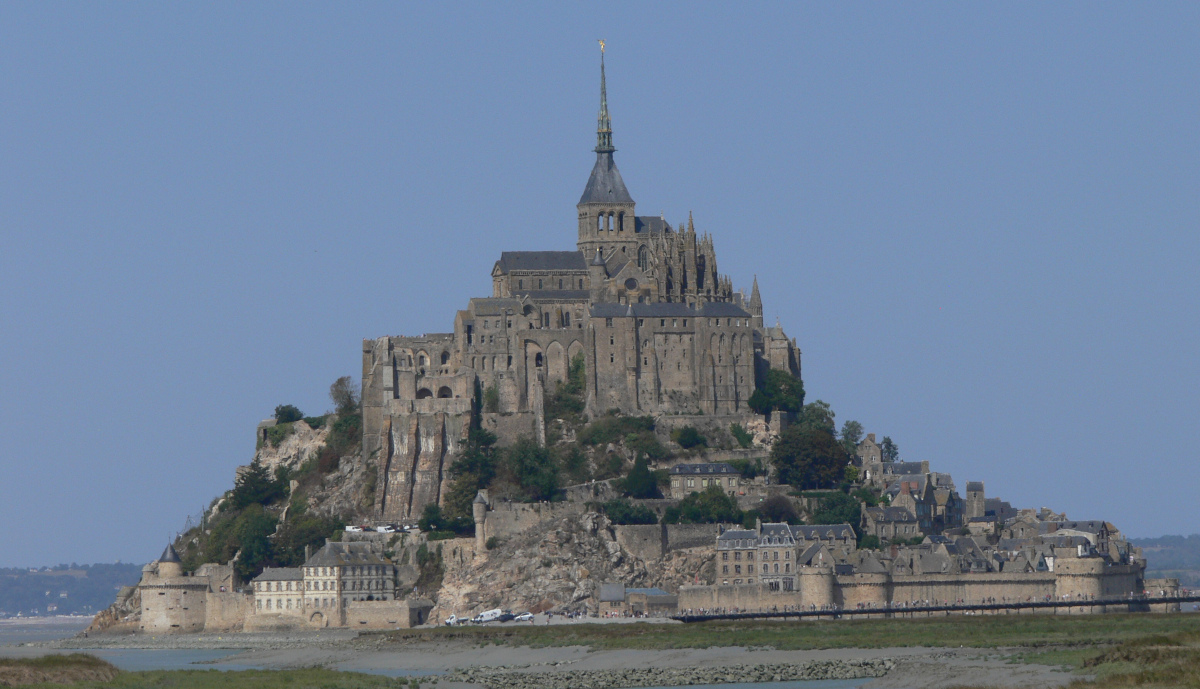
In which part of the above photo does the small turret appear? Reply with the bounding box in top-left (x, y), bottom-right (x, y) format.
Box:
top-left (157, 543), bottom-right (183, 579)
top-left (473, 491), bottom-right (489, 553)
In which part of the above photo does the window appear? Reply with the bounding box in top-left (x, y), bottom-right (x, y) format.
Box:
top-left (660, 319), bottom-right (665, 326)
top-left (518, 280), bottom-right (523, 289)
top-left (722, 565), bottom-right (728, 574)
top-left (734, 551), bottom-right (741, 561)
top-left (609, 336), bottom-right (614, 345)
top-left (721, 551), bottom-right (728, 561)
top-left (538, 279), bottom-right (543, 289)
top-left (606, 318), bottom-right (613, 327)
top-left (735, 565), bottom-right (741, 574)
top-left (558, 279), bottom-right (563, 289)
top-left (638, 319), bottom-right (644, 326)
top-left (672, 319), bottom-right (677, 327)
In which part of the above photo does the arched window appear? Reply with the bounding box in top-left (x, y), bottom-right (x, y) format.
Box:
top-left (440, 351), bottom-right (450, 365)
top-left (617, 212), bottom-right (624, 231)
top-left (607, 213), bottom-right (613, 231)
top-left (597, 214), bottom-right (604, 232)
top-left (416, 388), bottom-right (433, 399)
top-left (535, 353), bottom-right (544, 367)
top-left (437, 386), bottom-right (452, 398)
top-left (418, 353), bottom-right (427, 366)
top-left (637, 246), bottom-right (648, 271)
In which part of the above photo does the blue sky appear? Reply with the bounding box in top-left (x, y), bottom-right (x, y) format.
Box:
top-left (1, 4), bottom-right (1196, 567)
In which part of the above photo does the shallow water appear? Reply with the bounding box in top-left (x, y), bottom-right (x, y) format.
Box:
top-left (0, 617), bottom-right (90, 646)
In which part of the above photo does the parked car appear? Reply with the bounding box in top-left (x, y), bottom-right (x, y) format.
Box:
top-left (471, 608), bottom-right (504, 624)
top-left (375, 525), bottom-right (397, 533)
top-left (497, 612), bottom-right (515, 623)
top-left (345, 525), bottom-right (364, 533)
top-left (514, 612), bottom-right (534, 622)
top-left (444, 614), bottom-right (462, 626)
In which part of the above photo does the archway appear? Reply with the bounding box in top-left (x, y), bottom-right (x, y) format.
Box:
top-left (416, 388), bottom-right (433, 399)
top-left (437, 386), bottom-right (453, 398)
top-left (546, 341), bottom-right (566, 384)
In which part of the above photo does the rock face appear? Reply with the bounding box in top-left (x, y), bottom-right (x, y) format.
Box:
top-left (432, 511), bottom-right (712, 620)
top-left (85, 585), bottom-right (140, 635)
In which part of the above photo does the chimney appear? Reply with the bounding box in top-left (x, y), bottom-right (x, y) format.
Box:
top-left (304, 545), bottom-right (312, 562)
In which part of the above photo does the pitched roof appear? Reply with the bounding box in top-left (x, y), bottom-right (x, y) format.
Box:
top-left (305, 541), bottom-right (389, 568)
top-left (513, 290), bottom-right (591, 302)
top-left (579, 151), bottom-right (634, 205)
top-left (494, 251), bottom-right (587, 274)
top-left (634, 216), bottom-right (671, 234)
top-left (590, 302), bottom-right (751, 319)
top-left (965, 481), bottom-right (984, 492)
top-left (252, 567), bottom-right (303, 582)
top-left (717, 528), bottom-right (757, 543)
top-left (669, 462), bottom-right (737, 475)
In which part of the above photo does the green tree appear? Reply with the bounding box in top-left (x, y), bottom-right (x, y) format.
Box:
top-left (811, 491), bottom-right (862, 533)
top-left (671, 426), bottom-right (707, 449)
top-left (442, 429), bottom-right (498, 521)
top-left (729, 423), bottom-right (754, 448)
top-left (601, 499), bottom-right (658, 525)
top-left (795, 400), bottom-right (836, 434)
top-left (418, 503), bottom-right (473, 536)
top-left (662, 485), bottom-right (743, 525)
top-left (273, 512), bottom-right (345, 567)
top-left (758, 495), bottom-right (802, 524)
top-left (770, 424), bottom-right (849, 490)
top-left (229, 504), bottom-right (279, 581)
top-left (482, 385), bottom-right (500, 413)
top-left (329, 376), bottom-right (360, 416)
top-left (620, 455), bottom-right (660, 499)
top-left (840, 419), bottom-right (864, 457)
top-left (748, 369), bottom-right (805, 415)
top-left (274, 404), bottom-right (303, 424)
top-left (504, 437), bottom-right (559, 501)
top-left (881, 436), bottom-right (899, 463)
top-left (229, 460), bottom-right (287, 510)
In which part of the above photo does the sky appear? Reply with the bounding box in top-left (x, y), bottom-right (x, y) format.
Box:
top-left (0, 4), bottom-right (1197, 567)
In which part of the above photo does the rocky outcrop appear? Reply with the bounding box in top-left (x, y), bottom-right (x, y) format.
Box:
top-left (254, 420), bottom-right (329, 473)
top-left (448, 658), bottom-right (895, 688)
top-left (85, 585), bottom-right (140, 635)
top-left (432, 511), bottom-right (712, 620)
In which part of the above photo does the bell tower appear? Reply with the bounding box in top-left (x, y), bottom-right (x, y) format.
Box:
top-left (578, 41), bottom-right (637, 261)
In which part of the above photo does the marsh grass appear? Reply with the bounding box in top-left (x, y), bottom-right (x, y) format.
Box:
top-left (376, 613), bottom-right (1200, 652)
top-left (10, 666), bottom-right (414, 688)
top-left (0, 654), bottom-right (119, 686)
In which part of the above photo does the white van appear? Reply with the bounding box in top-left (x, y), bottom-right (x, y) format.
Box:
top-left (471, 608), bottom-right (504, 624)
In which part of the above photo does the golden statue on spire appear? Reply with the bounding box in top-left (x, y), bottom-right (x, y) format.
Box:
top-left (598, 39), bottom-right (605, 53)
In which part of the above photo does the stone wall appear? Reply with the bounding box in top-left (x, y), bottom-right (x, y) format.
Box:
top-left (203, 591), bottom-right (251, 632)
top-left (614, 524), bottom-right (665, 561)
top-left (343, 599), bottom-right (434, 629)
top-left (666, 524), bottom-right (721, 552)
top-left (483, 501), bottom-right (587, 542)
top-left (481, 411), bottom-right (539, 444)
top-left (139, 579), bottom-right (208, 634)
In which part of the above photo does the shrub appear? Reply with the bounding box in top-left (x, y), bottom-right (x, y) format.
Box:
top-left (502, 437), bottom-right (560, 501)
top-left (601, 499), bottom-right (658, 525)
top-left (418, 504), bottom-right (473, 536)
top-left (330, 376), bottom-right (360, 416)
top-left (662, 485), bottom-right (742, 525)
top-left (748, 369), bottom-right (805, 415)
top-left (482, 385), bottom-right (500, 413)
top-left (859, 534), bottom-right (882, 550)
top-left (274, 404), bottom-right (303, 424)
top-left (229, 460), bottom-right (287, 510)
top-left (730, 423), bottom-right (754, 448)
top-left (811, 491), bottom-right (861, 534)
top-left (265, 422), bottom-right (294, 448)
top-left (759, 495), bottom-right (802, 524)
top-left (626, 430), bottom-right (669, 460)
top-left (302, 415), bottom-right (328, 429)
top-left (485, 536), bottom-right (499, 550)
top-left (578, 415), bottom-right (655, 446)
top-left (671, 426), bottom-right (707, 449)
top-left (728, 458), bottom-right (765, 480)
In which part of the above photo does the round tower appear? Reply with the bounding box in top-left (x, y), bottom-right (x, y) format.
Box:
top-left (798, 566), bottom-right (836, 610)
top-left (473, 491), bottom-right (488, 552)
top-left (156, 543), bottom-right (183, 579)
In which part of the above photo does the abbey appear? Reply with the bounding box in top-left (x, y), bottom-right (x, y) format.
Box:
top-left (362, 52), bottom-right (800, 521)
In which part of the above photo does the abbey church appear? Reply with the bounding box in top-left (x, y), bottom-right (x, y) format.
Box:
top-left (362, 51), bottom-right (801, 522)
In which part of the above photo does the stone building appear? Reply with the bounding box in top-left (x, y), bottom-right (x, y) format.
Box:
top-left (363, 49), bottom-right (801, 521)
top-left (668, 462), bottom-right (741, 498)
top-left (136, 545), bottom-right (249, 634)
top-left (716, 522), bottom-right (856, 589)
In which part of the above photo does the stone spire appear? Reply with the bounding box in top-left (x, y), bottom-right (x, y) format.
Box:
top-left (749, 275), bottom-right (763, 316)
top-left (595, 40), bottom-right (614, 153)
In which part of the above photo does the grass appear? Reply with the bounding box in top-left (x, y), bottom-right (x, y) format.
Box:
top-left (5, 663), bottom-right (424, 688)
top-left (374, 612), bottom-right (1200, 652)
top-left (0, 654), bottom-right (119, 685)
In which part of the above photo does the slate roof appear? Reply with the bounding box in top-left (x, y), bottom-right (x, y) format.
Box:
top-left (579, 151), bottom-right (634, 205)
top-left (866, 506), bottom-right (917, 523)
top-left (253, 567), bottom-right (303, 582)
top-left (305, 542), bottom-right (389, 568)
top-left (669, 462), bottom-right (738, 475)
top-left (599, 582), bottom-right (626, 602)
top-left (590, 302), bottom-right (752, 319)
top-left (965, 481), bottom-right (984, 492)
top-left (634, 216), bottom-right (671, 234)
top-left (494, 251), bottom-right (587, 274)
top-left (159, 544), bottom-right (182, 564)
top-left (760, 523), bottom-right (795, 542)
top-left (886, 462), bottom-right (927, 475)
top-left (717, 529), bottom-right (757, 545)
top-left (792, 524), bottom-right (856, 541)
top-left (625, 587), bottom-right (670, 596)
top-left (513, 290), bottom-right (591, 301)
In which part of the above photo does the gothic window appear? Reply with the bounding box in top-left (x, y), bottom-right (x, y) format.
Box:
top-left (617, 212), bottom-right (624, 231)
top-left (597, 215), bottom-right (604, 232)
top-left (440, 351), bottom-right (450, 365)
top-left (535, 353), bottom-right (543, 367)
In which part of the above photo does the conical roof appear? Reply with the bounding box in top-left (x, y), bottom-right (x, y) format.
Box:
top-left (159, 543), bottom-right (182, 564)
top-left (579, 152), bottom-right (633, 205)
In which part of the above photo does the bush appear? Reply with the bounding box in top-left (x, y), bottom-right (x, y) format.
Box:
top-left (671, 426), bottom-right (707, 449)
top-left (770, 424), bottom-right (849, 490)
top-left (730, 423), bottom-right (754, 448)
top-left (728, 458), bottom-right (765, 480)
top-left (273, 512), bottom-right (345, 567)
top-left (275, 404), bottom-right (303, 424)
top-left (544, 353), bottom-right (586, 424)
top-left (759, 495), bottom-right (802, 524)
top-left (601, 499), bottom-right (659, 525)
top-left (482, 385), bottom-right (500, 413)
top-left (418, 504), bottom-right (473, 536)
top-left (265, 422), bottom-right (294, 448)
top-left (748, 369), bottom-right (805, 415)
top-left (626, 431), bottom-right (669, 460)
top-left (502, 437), bottom-right (559, 501)
top-left (485, 536), bottom-right (499, 550)
top-left (663, 485), bottom-right (742, 525)
top-left (229, 461), bottom-right (288, 510)
top-left (578, 415), bottom-right (655, 446)
top-left (330, 376), bottom-right (360, 416)
top-left (302, 415), bottom-right (328, 429)
top-left (859, 534), bottom-right (882, 550)
top-left (811, 491), bottom-right (861, 534)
